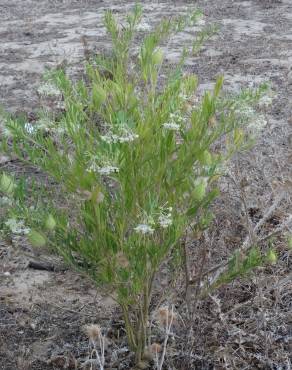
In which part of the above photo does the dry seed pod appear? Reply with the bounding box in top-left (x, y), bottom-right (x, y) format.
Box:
top-left (116, 251), bottom-right (129, 268)
top-left (84, 324), bottom-right (101, 342)
top-left (150, 343), bottom-right (162, 354)
top-left (137, 360), bottom-right (149, 369)
top-left (143, 343), bottom-right (162, 361)
top-left (157, 306), bottom-right (176, 327)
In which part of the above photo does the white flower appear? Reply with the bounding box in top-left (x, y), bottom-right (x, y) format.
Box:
top-left (5, 218), bottom-right (30, 235)
top-left (37, 82), bottom-right (61, 97)
top-left (134, 224), bottom-right (154, 235)
top-left (162, 122), bottom-right (181, 131)
top-left (24, 122), bottom-right (36, 134)
top-left (97, 166), bottom-right (119, 175)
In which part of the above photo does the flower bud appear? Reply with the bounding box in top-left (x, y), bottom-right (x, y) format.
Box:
top-left (0, 174), bottom-right (15, 195)
top-left (28, 230), bottom-right (46, 247)
top-left (45, 214), bottom-right (56, 230)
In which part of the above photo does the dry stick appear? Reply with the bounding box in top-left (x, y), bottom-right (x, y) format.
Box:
top-left (258, 214), bottom-right (292, 242)
top-left (157, 305), bottom-right (175, 370)
top-left (222, 272), bottom-right (292, 316)
top-left (228, 171), bottom-right (255, 244)
top-left (89, 333), bottom-right (105, 370)
top-left (181, 237), bottom-right (191, 314)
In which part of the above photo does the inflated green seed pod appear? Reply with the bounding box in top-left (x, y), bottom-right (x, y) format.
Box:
top-left (28, 230), bottom-right (47, 247)
top-left (266, 249), bottom-right (277, 265)
top-left (0, 174), bottom-right (15, 195)
top-left (45, 214), bottom-right (56, 231)
top-left (152, 48), bottom-right (163, 65)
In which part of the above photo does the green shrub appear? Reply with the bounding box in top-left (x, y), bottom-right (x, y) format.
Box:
top-left (1, 5), bottom-right (269, 365)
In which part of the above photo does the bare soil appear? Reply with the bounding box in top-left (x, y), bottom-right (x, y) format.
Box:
top-left (0, 0), bottom-right (291, 369)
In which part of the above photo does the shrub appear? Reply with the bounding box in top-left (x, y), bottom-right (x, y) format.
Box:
top-left (1, 5), bottom-right (269, 365)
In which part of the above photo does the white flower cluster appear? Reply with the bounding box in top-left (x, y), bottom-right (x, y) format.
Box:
top-left (134, 224), bottom-right (154, 235)
top-left (100, 128), bottom-right (139, 144)
top-left (158, 207), bottom-right (173, 228)
top-left (86, 156), bottom-right (119, 176)
top-left (163, 112), bottom-right (186, 131)
top-left (37, 82), bottom-right (62, 97)
top-left (5, 218), bottom-right (30, 235)
top-left (97, 165), bottom-right (119, 175)
top-left (134, 206), bottom-right (173, 235)
top-left (162, 122), bottom-right (181, 131)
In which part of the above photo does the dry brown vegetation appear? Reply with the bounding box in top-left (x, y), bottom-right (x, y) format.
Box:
top-left (0, 0), bottom-right (291, 369)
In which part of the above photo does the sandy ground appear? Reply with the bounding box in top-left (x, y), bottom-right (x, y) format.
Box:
top-left (0, 0), bottom-right (291, 369)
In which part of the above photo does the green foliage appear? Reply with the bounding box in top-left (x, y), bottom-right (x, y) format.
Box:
top-left (214, 246), bottom-right (278, 288)
top-left (0, 5), bottom-right (269, 364)
top-left (218, 247), bottom-right (262, 285)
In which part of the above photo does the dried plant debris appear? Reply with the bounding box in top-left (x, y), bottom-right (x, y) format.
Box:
top-left (0, 0), bottom-right (292, 369)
